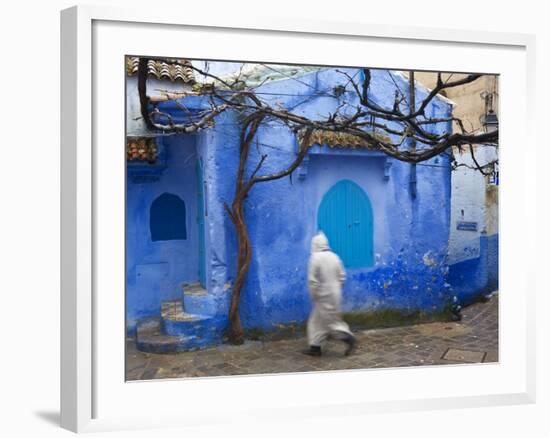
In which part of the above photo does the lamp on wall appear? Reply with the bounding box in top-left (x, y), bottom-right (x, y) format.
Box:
top-left (482, 110), bottom-right (499, 133)
top-left (480, 90), bottom-right (499, 133)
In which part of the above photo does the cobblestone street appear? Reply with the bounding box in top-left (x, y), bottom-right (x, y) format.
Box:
top-left (126, 293), bottom-right (498, 381)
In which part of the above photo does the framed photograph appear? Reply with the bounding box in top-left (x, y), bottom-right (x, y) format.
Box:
top-left (61, 5), bottom-right (536, 433)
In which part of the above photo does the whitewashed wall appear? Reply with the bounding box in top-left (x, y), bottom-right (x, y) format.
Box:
top-left (448, 145), bottom-right (498, 264)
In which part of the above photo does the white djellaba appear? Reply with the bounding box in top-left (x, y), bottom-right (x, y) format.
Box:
top-left (305, 232), bottom-right (356, 356)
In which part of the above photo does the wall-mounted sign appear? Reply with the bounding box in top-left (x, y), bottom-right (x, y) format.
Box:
top-left (457, 221), bottom-right (478, 231)
top-left (488, 162), bottom-right (499, 186)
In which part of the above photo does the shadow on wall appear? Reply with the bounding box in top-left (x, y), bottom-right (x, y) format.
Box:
top-left (448, 233), bottom-right (498, 306)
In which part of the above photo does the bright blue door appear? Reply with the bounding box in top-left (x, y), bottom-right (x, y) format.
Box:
top-left (196, 159), bottom-right (206, 288)
top-left (317, 180), bottom-right (374, 268)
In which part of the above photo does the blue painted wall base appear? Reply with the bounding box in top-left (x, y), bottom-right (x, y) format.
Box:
top-left (448, 233), bottom-right (499, 306)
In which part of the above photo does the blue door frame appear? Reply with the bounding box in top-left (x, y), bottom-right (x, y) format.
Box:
top-left (317, 179), bottom-right (374, 268)
top-left (196, 159), bottom-right (207, 288)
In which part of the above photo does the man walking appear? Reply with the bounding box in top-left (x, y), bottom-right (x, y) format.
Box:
top-left (303, 232), bottom-right (357, 356)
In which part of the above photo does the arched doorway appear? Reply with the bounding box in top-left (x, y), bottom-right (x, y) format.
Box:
top-left (317, 179), bottom-right (374, 268)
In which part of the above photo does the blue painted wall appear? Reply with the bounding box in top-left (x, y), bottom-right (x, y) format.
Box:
top-left (449, 233), bottom-right (499, 305)
top-left (242, 69), bottom-right (451, 330)
top-left (127, 67), bottom-right (455, 336)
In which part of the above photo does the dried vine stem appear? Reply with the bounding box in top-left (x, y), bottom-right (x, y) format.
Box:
top-left (223, 116), bottom-right (313, 343)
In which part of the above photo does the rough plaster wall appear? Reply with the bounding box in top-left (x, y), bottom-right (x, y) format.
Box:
top-left (448, 148), bottom-right (486, 263)
top-left (196, 110), bottom-right (242, 316)
top-left (481, 143), bottom-right (499, 236)
top-left (448, 145), bottom-right (498, 264)
top-left (485, 180), bottom-right (499, 235)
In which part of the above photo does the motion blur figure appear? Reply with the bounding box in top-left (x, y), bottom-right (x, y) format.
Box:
top-left (304, 232), bottom-right (357, 356)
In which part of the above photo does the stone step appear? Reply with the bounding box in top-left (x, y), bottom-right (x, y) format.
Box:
top-left (182, 282), bottom-right (208, 296)
top-left (135, 316), bottom-right (218, 353)
top-left (160, 300), bottom-right (227, 343)
top-left (135, 317), bottom-right (186, 354)
top-left (161, 300), bottom-right (204, 322)
top-left (181, 283), bottom-right (218, 316)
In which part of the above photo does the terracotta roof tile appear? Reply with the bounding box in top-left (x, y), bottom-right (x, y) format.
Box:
top-left (126, 56), bottom-right (196, 84)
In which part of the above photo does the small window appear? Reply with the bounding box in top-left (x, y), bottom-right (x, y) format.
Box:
top-left (150, 193), bottom-right (187, 241)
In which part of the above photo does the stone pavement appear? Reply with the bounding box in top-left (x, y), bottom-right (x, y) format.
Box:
top-left (126, 293), bottom-right (498, 381)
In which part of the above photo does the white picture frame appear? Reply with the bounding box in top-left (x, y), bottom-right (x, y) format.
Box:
top-left (60, 5), bottom-right (536, 433)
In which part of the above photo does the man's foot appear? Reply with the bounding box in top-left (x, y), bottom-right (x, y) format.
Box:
top-left (343, 336), bottom-right (357, 356)
top-left (302, 345), bottom-right (322, 356)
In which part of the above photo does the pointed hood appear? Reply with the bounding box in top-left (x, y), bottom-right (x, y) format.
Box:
top-left (311, 232), bottom-right (330, 253)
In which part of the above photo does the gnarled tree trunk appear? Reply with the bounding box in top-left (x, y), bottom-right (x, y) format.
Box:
top-left (226, 195), bottom-right (251, 344)
top-left (224, 115), bottom-right (262, 344)
top-left (225, 121), bottom-right (313, 344)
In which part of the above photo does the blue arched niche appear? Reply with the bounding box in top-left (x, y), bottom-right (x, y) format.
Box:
top-left (150, 193), bottom-right (187, 241)
top-left (317, 180), bottom-right (374, 268)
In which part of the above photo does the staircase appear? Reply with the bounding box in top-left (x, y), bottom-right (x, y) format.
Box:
top-left (135, 282), bottom-right (227, 353)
